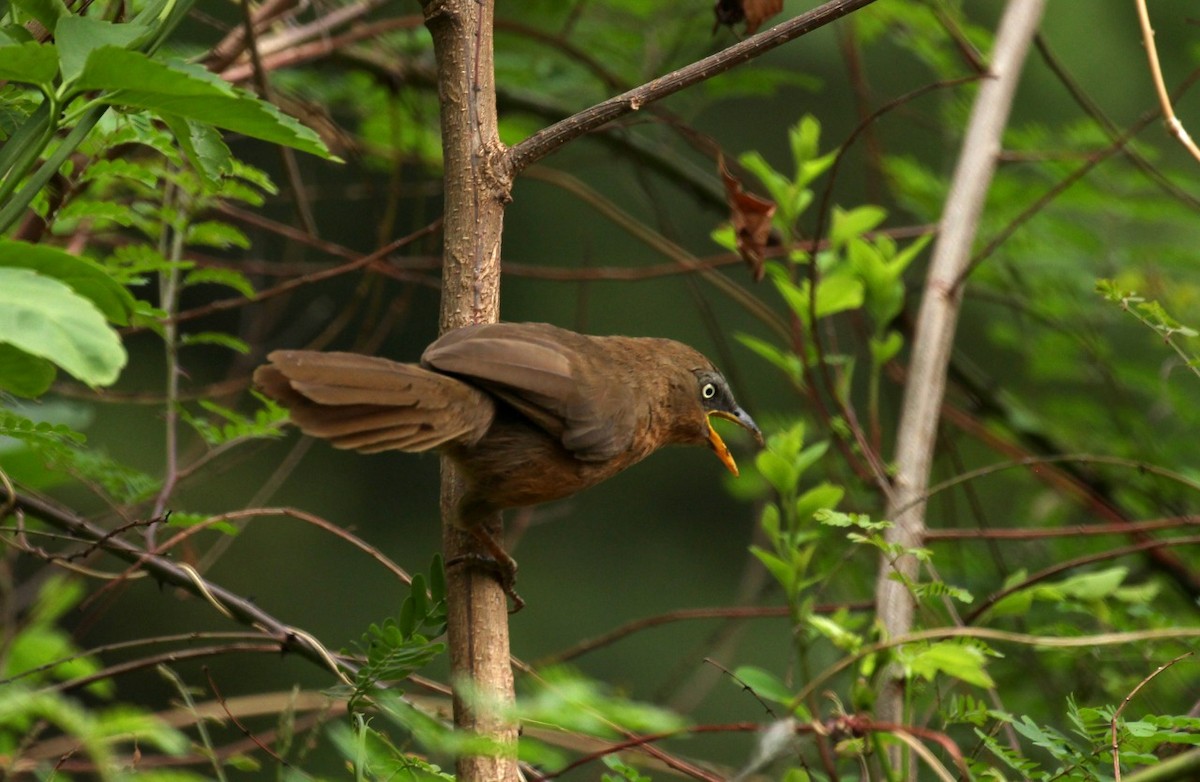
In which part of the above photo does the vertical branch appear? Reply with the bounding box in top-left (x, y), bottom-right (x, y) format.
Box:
top-left (422, 0), bottom-right (517, 779)
top-left (150, 182), bottom-right (188, 544)
top-left (875, 0), bottom-right (1045, 756)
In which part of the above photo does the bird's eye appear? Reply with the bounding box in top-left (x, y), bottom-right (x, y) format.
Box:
top-left (701, 382), bottom-right (717, 400)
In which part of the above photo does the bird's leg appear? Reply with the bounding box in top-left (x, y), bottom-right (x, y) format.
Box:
top-left (447, 526), bottom-right (525, 613)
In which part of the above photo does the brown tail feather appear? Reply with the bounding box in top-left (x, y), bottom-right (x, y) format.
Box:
top-left (254, 351), bottom-right (494, 452)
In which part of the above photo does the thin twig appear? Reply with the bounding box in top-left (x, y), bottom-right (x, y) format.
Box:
top-left (926, 515), bottom-right (1200, 541)
top-left (965, 535), bottom-right (1200, 624)
top-left (204, 666), bottom-right (294, 768)
top-left (2, 487), bottom-right (355, 680)
top-left (793, 626), bottom-right (1200, 708)
top-left (143, 220), bottom-right (441, 329)
top-left (542, 603), bottom-right (870, 664)
top-left (1111, 652), bottom-right (1193, 781)
top-left (1133, 0), bottom-right (1200, 163)
top-left (506, 0), bottom-right (881, 174)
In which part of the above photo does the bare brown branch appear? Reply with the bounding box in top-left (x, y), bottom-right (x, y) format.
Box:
top-left (505, 0), bottom-right (880, 175)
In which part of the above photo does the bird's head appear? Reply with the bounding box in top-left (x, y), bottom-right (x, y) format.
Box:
top-left (691, 369), bottom-right (762, 476)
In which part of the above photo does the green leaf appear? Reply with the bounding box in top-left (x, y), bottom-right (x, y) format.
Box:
top-left (794, 482), bottom-right (843, 523)
top-left (56, 199), bottom-right (141, 230)
top-left (759, 503), bottom-right (780, 545)
top-left (0, 240), bottom-right (135, 324)
top-left (409, 573), bottom-right (428, 624)
top-left (807, 614), bottom-right (862, 652)
top-left (0, 342), bottom-right (55, 397)
top-left (990, 587), bottom-right (1034, 618)
top-left (792, 440), bottom-right (830, 478)
top-left (789, 116), bottom-right (823, 176)
top-left (905, 642), bottom-right (994, 688)
top-left (398, 597), bottom-right (416, 638)
top-left (602, 755), bottom-right (653, 782)
top-left (738, 151), bottom-right (792, 213)
top-left (0, 407), bottom-right (87, 447)
top-left (160, 112), bottom-right (233, 184)
top-left (1113, 580), bottom-right (1160, 604)
top-left (709, 223), bottom-right (734, 252)
top-left (831, 205), bottom-right (887, 250)
top-left (732, 665), bottom-right (794, 704)
top-left (182, 266), bottom-right (254, 296)
top-left (750, 545), bottom-right (793, 591)
top-left (60, 443), bottom-right (159, 503)
top-left (736, 332), bottom-right (804, 385)
top-left (1096, 278), bottom-right (1128, 302)
top-left (816, 509), bottom-right (890, 531)
top-left (870, 331), bottom-right (903, 365)
top-left (79, 158), bottom-right (160, 188)
top-left (756, 449), bottom-right (797, 496)
top-left (0, 268), bottom-right (126, 386)
top-left (179, 331), bottom-right (249, 354)
top-left (10, 0), bottom-right (68, 30)
top-left (55, 15), bottom-right (150, 84)
top-left (1050, 566), bottom-right (1128, 601)
top-left (813, 272), bottom-right (865, 318)
top-left (772, 271), bottom-right (864, 323)
top-left (0, 42), bottom-right (58, 86)
top-left (183, 221), bottom-right (249, 250)
top-left (75, 47), bottom-right (334, 159)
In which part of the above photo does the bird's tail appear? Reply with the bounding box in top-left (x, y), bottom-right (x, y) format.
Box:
top-left (254, 351), bottom-right (495, 453)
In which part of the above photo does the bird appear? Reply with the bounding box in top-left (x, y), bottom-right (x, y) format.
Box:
top-left (254, 321), bottom-right (762, 605)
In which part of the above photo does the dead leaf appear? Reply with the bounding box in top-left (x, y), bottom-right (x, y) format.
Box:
top-left (719, 156), bottom-right (777, 281)
top-left (743, 0), bottom-right (783, 34)
top-left (713, 0), bottom-right (784, 35)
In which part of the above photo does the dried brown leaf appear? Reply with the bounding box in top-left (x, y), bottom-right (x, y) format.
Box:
top-left (719, 156), bottom-right (777, 281)
top-left (713, 0), bottom-right (784, 35)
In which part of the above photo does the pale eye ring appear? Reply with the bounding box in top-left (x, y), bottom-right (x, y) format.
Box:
top-left (701, 382), bottom-right (717, 400)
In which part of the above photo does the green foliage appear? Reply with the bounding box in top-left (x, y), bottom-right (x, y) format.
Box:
top-left (0, 405), bottom-right (158, 501)
top-left (746, 422), bottom-right (839, 606)
top-left (899, 640), bottom-right (996, 689)
top-left (724, 116), bottom-right (929, 430)
top-left (327, 712), bottom-right (456, 782)
top-left (0, 405), bottom-right (86, 449)
top-left (988, 566), bottom-right (1158, 621)
top-left (1, 2), bottom-right (1198, 780)
top-left (514, 666), bottom-right (686, 740)
top-left (179, 395), bottom-right (287, 447)
top-left (331, 693), bottom-right (508, 775)
top-left (347, 557), bottom-right (449, 711)
top-left (0, 239), bottom-right (133, 391)
top-left (0, 266), bottom-right (126, 389)
top-left (733, 664), bottom-right (799, 707)
top-left (75, 48), bottom-right (330, 159)
top-left (0, 0), bottom-right (331, 225)
top-left (1097, 278), bottom-right (1200, 382)
top-left (602, 754), bottom-right (654, 781)
top-left (0, 577), bottom-right (197, 779)
top-left (0, 576), bottom-right (108, 694)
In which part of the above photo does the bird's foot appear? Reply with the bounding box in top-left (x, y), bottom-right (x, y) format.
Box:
top-left (447, 529), bottom-right (525, 612)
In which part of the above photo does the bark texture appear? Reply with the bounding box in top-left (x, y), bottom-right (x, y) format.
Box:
top-left (874, 0), bottom-right (1046, 769)
top-left (423, 0), bottom-right (517, 779)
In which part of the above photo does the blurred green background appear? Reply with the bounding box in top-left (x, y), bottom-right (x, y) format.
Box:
top-left (18, 0), bottom-right (1200, 774)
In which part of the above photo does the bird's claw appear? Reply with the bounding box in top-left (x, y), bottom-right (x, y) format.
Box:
top-left (447, 548), bottom-right (526, 613)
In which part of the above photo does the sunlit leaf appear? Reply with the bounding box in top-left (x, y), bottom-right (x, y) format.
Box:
top-left (0, 268), bottom-right (126, 387)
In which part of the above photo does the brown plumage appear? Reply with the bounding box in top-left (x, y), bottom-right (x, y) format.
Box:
top-left (254, 322), bottom-right (762, 528)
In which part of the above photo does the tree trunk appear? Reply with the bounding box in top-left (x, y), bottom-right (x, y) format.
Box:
top-left (423, 1), bottom-right (517, 779)
top-left (875, 0), bottom-right (1045, 773)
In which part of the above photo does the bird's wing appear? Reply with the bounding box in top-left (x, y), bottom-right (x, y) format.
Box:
top-left (421, 322), bottom-right (638, 461)
top-left (256, 351), bottom-right (494, 453)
